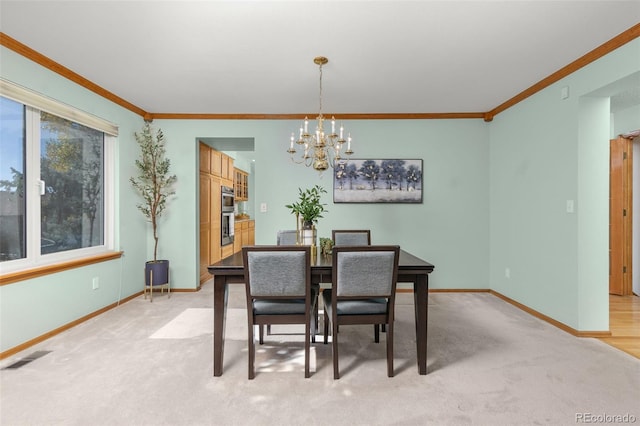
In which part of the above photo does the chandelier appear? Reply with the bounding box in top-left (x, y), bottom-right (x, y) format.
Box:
top-left (287, 56), bottom-right (353, 173)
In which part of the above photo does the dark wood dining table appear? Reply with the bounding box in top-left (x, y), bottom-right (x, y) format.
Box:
top-left (208, 248), bottom-right (435, 376)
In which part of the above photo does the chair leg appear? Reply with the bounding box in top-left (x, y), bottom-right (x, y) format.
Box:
top-left (374, 324), bottom-right (380, 343)
top-left (266, 325), bottom-right (271, 335)
top-left (332, 320), bottom-right (340, 379)
top-left (312, 298), bottom-right (318, 343)
top-left (304, 321), bottom-right (311, 378)
top-left (386, 322), bottom-right (394, 377)
top-left (259, 324), bottom-right (264, 345)
top-left (248, 322), bottom-right (256, 380)
top-left (381, 324), bottom-right (386, 332)
top-left (323, 309), bottom-right (329, 344)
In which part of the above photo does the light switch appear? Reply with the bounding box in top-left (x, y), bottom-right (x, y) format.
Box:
top-left (260, 203), bottom-right (267, 213)
top-left (566, 200), bottom-right (574, 213)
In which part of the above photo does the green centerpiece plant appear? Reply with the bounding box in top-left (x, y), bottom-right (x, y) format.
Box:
top-left (285, 185), bottom-right (327, 229)
top-left (285, 185), bottom-right (327, 246)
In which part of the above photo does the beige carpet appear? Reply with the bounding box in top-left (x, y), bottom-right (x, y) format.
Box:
top-left (1, 282), bottom-right (638, 425)
top-left (150, 308), bottom-right (214, 340)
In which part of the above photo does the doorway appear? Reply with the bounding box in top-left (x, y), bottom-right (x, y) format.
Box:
top-left (607, 134), bottom-right (639, 359)
top-left (609, 135), bottom-right (634, 296)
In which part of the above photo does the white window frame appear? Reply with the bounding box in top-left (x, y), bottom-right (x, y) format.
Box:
top-left (0, 79), bottom-right (117, 274)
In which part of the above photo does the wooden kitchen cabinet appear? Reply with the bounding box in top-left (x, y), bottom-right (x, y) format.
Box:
top-left (241, 223), bottom-right (249, 249)
top-left (206, 146), bottom-right (234, 184)
top-left (199, 143), bottom-right (211, 173)
top-left (233, 220), bottom-right (255, 254)
top-left (222, 156), bottom-right (234, 187)
top-left (210, 149), bottom-right (222, 177)
top-left (233, 221), bottom-right (244, 253)
top-left (221, 243), bottom-right (234, 260)
top-left (198, 170), bottom-right (221, 283)
top-left (199, 142), bottom-right (226, 284)
top-left (248, 220), bottom-right (255, 245)
top-left (199, 172), bottom-right (211, 283)
top-left (234, 168), bottom-right (249, 201)
top-left (200, 143), bottom-right (247, 278)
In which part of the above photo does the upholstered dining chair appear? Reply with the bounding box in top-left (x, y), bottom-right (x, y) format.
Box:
top-left (332, 229), bottom-right (371, 246)
top-left (331, 229), bottom-right (386, 333)
top-left (276, 229), bottom-right (298, 245)
top-left (242, 245), bottom-right (315, 379)
top-left (323, 245), bottom-right (400, 379)
top-left (270, 230), bottom-right (319, 343)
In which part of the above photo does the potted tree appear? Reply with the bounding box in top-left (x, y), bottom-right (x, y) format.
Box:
top-left (285, 185), bottom-right (327, 246)
top-left (130, 121), bottom-right (177, 298)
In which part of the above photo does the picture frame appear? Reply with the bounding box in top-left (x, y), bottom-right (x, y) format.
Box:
top-left (333, 159), bottom-right (423, 203)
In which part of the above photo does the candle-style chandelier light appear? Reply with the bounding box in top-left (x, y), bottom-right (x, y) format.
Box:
top-left (287, 56), bottom-right (354, 173)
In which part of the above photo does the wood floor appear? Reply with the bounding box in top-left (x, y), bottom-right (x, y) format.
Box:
top-left (598, 294), bottom-right (640, 359)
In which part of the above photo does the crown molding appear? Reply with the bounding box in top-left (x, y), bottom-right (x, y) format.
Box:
top-left (2, 23), bottom-right (639, 121)
top-left (0, 32), bottom-right (148, 118)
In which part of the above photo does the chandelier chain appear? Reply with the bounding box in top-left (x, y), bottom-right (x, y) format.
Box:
top-left (318, 63), bottom-right (323, 115)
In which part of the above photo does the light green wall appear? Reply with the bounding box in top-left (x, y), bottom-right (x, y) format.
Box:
top-left (155, 118), bottom-right (491, 292)
top-left (0, 47), bottom-right (149, 351)
top-left (489, 84), bottom-right (581, 328)
top-left (489, 39), bottom-right (640, 331)
top-left (1, 37), bottom-right (638, 353)
top-left (613, 103), bottom-right (640, 136)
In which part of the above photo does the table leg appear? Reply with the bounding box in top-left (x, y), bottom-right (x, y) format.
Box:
top-left (413, 273), bottom-right (428, 375)
top-left (213, 275), bottom-right (228, 376)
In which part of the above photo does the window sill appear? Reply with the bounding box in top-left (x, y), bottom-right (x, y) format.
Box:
top-left (0, 251), bottom-right (123, 286)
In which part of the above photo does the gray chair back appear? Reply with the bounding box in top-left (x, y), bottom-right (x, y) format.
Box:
top-left (332, 229), bottom-right (371, 246)
top-left (244, 247), bottom-right (308, 297)
top-left (333, 246), bottom-right (399, 297)
top-left (277, 230), bottom-right (298, 245)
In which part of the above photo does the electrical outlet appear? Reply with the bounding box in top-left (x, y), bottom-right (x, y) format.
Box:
top-left (92, 277), bottom-right (99, 290)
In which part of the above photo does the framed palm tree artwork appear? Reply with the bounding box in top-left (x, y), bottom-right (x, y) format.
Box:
top-left (333, 159), bottom-right (423, 203)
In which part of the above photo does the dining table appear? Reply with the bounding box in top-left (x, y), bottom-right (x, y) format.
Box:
top-left (207, 248), bottom-right (435, 376)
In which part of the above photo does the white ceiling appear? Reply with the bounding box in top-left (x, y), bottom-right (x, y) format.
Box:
top-left (1, 0), bottom-right (639, 116)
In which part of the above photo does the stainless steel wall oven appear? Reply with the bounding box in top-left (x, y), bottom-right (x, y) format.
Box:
top-left (221, 186), bottom-right (234, 246)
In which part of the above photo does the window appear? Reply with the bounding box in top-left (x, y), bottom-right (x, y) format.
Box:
top-left (0, 98), bottom-right (26, 261)
top-left (0, 81), bottom-right (116, 273)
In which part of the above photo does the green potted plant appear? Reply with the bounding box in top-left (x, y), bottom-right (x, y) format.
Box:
top-left (285, 185), bottom-right (327, 246)
top-left (319, 237), bottom-right (334, 256)
top-left (130, 121), bottom-right (177, 296)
